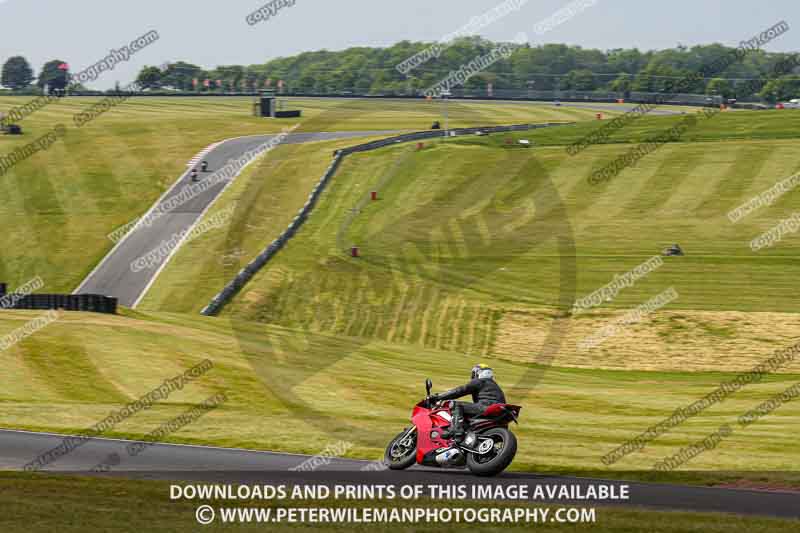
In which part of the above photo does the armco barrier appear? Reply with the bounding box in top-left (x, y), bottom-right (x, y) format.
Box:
top-left (200, 123), bottom-right (567, 316)
top-left (0, 283), bottom-right (117, 314)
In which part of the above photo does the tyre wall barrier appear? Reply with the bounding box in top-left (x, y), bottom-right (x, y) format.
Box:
top-left (0, 284), bottom-right (117, 314)
top-left (200, 123), bottom-right (567, 316)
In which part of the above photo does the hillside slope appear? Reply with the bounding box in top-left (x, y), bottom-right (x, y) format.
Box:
top-left (216, 111), bottom-right (800, 370)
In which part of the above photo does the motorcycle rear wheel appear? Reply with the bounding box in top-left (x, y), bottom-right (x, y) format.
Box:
top-left (384, 428), bottom-right (417, 470)
top-left (466, 428), bottom-right (517, 476)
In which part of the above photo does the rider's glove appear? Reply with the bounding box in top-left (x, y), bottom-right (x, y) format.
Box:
top-left (429, 393), bottom-right (440, 403)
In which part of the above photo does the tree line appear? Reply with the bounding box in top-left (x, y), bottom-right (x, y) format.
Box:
top-left (2, 37), bottom-right (799, 102)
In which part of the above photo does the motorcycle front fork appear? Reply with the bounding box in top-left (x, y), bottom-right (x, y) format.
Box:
top-left (399, 426), bottom-right (416, 448)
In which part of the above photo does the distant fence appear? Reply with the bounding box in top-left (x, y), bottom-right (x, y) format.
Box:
top-left (200, 122), bottom-right (568, 316)
top-left (7, 89), bottom-right (726, 107)
top-left (0, 283), bottom-right (117, 314)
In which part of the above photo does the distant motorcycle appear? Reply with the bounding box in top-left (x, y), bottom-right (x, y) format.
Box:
top-left (190, 168), bottom-right (199, 182)
top-left (201, 160), bottom-right (209, 172)
top-left (385, 379), bottom-right (521, 476)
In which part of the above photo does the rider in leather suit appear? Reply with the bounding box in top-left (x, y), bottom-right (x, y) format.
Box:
top-left (430, 364), bottom-right (506, 442)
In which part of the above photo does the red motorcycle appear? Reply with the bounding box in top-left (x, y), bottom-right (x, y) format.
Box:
top-left (384, 379), bottom-right (521, 476)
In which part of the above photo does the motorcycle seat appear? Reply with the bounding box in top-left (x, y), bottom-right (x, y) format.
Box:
top-left (476, 403), bottom-right (521, 419)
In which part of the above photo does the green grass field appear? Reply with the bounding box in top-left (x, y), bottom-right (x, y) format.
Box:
top-left (514, 107), bottom-right (800, 147)
top-left (144, 110), bottom-right (800, 371)
top-left (0, 96), bottom-right (608, 293)
top-left (0, 309), bottom-right (798, 487)
top-left (1, 99), bottom-right (799, 492)
top-left (131, 107), bottom-right (800, 486)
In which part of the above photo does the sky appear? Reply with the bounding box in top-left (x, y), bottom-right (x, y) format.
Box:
top-left (0, 0), bottom-right (798, 89)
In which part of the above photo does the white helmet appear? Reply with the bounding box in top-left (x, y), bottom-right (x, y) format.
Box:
top-left (471, 363), bottom-right (494, 380)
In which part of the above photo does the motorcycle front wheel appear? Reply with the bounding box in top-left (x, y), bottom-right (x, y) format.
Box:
top-left (384, 427), bottom-right (417, 470)
top-left (466, 427), bottom-right (517, 476)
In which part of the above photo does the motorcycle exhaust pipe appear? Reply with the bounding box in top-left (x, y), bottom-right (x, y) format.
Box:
top-left (435, 447), bottom-right (463, 465)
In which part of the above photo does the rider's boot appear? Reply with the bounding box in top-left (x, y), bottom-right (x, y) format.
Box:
top-left (442, 404), bottom-right (466, 442)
